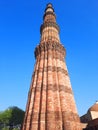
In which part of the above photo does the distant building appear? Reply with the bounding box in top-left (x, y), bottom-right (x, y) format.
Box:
top-left (81, 101), bottom-right (98, 129)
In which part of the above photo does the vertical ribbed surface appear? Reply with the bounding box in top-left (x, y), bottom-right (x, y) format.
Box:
top-left (22, 3), bottom-right (82, 130)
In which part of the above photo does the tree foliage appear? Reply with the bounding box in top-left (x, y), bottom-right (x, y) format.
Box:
top-left (0, 106), bottom-right (25, 127)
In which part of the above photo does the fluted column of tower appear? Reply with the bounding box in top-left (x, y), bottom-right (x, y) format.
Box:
top-left (22, 3), bottom-right (82, 130)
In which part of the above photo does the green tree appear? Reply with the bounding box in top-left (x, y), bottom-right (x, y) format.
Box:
top-left (0, 108), bottom-right (12, 125)
top-left (0, 106), bottom-right (25, 128)
top-left (9, 106), bottom-right (24, 126)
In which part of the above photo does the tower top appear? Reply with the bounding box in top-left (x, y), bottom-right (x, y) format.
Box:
top-left (40, 3), bottom-right (60, 42)
top-left (45, 3), bottom-right (54, 13)
top-left (47, 3), bottom-right (53, 7)
top-left (47, 3), bottom-right (52, 6)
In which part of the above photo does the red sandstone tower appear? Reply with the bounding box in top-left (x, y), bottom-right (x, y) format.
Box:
top-left (22, 3), bottom-right (82, 130)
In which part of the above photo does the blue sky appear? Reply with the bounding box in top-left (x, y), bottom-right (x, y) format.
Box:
top-left (0, 0), bottom-right (98, 116)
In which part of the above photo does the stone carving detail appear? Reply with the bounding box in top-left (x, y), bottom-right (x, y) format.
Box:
top-left (40, 52), bottom-right (64, 62)
top-left (62, 111), bottom-right (80, 122)
top-left (35, 42), bottom-right (66, 58)
top-left (31, 83), bottom-right (72, 94)
top-left (25, 111), bottom-right (79, 122)
top-left (40, 22), bottom-right (60, 34)
top-left (59, 85), bottom-right (72, 94)
top-left (43, 11), bottom-right (56, 20)
top-left (33, 66), bottom-right (68, 76)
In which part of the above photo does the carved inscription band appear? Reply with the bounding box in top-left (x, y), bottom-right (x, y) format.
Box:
top-left (31, 84), bottom-right (72, 94)
top-left (43, 11), bottom-right (56, 20)
top-left (33, 66), bottom-right (68, 76)
top-left (35, 42), bottom-right (66, 58)
top-left (40, 22), bottom-right (60, 34)
top-left (40, 54), bottom-right (65, 62)
top-left (26, 111), bottom-right (80, 122)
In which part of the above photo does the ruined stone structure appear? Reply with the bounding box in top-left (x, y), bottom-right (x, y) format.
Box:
top-left (81, 102), bottom-right (98, 129)
top-left (22, 3), bottom-right (82, 130)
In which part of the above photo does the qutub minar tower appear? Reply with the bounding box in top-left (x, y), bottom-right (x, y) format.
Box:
top-left (22, 3), bottom-right (82, 130)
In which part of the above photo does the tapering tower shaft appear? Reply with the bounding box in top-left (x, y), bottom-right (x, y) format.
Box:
top-left (40, 3), bottom-right (60, 43)
top-left (22, 3), bottom-right (82, 130)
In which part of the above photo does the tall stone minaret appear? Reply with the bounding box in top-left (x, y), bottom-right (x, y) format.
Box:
top-left (22, 3), bottom-right (82, 130)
